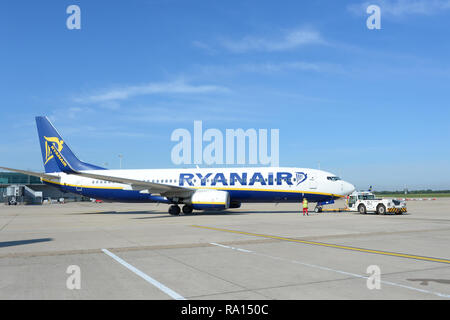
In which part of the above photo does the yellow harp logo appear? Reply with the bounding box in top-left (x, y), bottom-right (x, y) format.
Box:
top-left (44, 136), bottom-right (64, 165)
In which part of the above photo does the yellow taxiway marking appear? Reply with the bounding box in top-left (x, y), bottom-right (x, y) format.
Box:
top-left (192, 225), bottom-right (450, 265)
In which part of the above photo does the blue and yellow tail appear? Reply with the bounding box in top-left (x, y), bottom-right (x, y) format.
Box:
top-left (36, 116), bottom-right (105, 173)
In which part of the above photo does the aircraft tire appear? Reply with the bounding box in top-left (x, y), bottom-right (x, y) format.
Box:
top-left (182, 205), bottom-right (193, 215)
top-left (169, 205), bottom-right (181, 216)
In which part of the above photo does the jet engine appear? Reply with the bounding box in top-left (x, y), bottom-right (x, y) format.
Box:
top-left (190, 189), bottom-right (230, 210)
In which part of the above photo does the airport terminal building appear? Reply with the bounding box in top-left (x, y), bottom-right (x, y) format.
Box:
top-left (0, 172), bottom-right (84, 204)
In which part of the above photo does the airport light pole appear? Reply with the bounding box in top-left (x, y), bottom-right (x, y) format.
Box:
top-left (118, 154), bottom-right (123, 169)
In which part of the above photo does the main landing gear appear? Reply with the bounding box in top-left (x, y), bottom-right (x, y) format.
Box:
top-left (168, 204), bottom-right (194, 215)
top-left (182, 205), bottom-right (193, 215)
top-left (168, 205), bottom-right (181, 215)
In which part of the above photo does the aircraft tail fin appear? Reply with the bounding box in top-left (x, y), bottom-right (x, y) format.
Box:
top-left (35, 116), bottom-right (105, 173)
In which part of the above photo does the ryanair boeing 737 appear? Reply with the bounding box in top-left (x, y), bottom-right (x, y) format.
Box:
top-left (1, 117), bottom-right (355, 215)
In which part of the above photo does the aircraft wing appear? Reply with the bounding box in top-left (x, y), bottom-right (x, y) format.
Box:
top-left (70, 170), bottom-right (194, 197)
top-left (0, 166), bottom-right (60, 181)
top-left (47, 144), bottom-right (194, 197)
top-left (1, 166), bottom-right (194, 198)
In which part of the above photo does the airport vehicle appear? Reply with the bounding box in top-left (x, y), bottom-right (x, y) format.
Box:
top-left (347, 191), bottom-right (407, 215)
top-left (1, 116), bottom-right (355, 215)
top-left (5, 185), bottom-right (22, 205)
top-left (7, 197), bottom-right (18, 206)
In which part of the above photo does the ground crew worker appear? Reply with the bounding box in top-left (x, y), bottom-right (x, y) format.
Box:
top-left (302, 198), bottom-right (308, 216)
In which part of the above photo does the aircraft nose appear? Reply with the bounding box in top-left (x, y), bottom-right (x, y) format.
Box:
top-left (343, 181), bottom-right (355, 195)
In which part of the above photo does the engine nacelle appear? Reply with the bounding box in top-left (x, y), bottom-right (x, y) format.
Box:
top-left (190, 189), bottom-right (230, 210)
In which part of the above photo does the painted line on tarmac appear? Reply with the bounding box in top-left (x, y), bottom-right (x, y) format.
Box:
top-left (210, 242), bottom-right (450, 299)
top-left (210, 242), bottom-right (253, 253)
top-left (193, 225), bottom-right (450, 265)
top-left (102, 249), bottom-right (186, 300)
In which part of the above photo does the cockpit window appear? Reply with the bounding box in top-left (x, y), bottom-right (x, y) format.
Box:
top-left (327, 176), bottom-right (341, 181)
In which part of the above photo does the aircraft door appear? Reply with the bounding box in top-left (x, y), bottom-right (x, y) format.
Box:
top-left (75, 179), bottom-right (83, 193)
top-left (308, 174), bottom-right (318, 190)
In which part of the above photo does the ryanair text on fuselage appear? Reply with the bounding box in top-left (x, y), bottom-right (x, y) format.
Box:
top-left (179, 171), bottom-right (307, 187)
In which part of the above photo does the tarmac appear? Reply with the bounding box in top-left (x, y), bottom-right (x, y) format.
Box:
top-left (1, 198), bottom-right (450, 299)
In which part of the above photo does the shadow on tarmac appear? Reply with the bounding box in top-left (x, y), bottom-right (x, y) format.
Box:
top-left (408, 278), bottom-right (450, 286)
top-left (70, 209), bottom-right (301, 218)
top-left (132, 210), bottom-right (301, 219)
top-left (0, 238), bottom-right (53, 248)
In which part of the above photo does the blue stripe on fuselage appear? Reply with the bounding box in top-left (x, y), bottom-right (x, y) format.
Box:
top-left (43, 181), bottom-right (338, 203)
top-left (222, 189), bottom-right (336, 203)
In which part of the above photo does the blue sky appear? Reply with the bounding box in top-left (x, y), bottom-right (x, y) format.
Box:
top-left (0, 0), bottom-right (449, 190)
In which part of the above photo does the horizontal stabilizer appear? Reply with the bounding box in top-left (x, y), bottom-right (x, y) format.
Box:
top-left (0, 166), bottom-right (59, 181)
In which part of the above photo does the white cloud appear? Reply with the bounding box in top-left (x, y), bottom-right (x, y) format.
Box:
top-left (219, 27), bottom-right (325, 53)
top-left (192, 40), bottom-right (217, 54)
top-left (196, 61), bottom-right (344, 76)
top-left (239, 61), bottom-right (344, 74)
top-left (60, 124), bottom-right (160, 139)
top-left (349, 0), bottom-right (450, 17)
top-left (75, 79), bottom-right (230, 103)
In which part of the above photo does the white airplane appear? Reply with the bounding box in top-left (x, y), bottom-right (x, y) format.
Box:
top-left (1, 116), bottom-right (355, 215)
